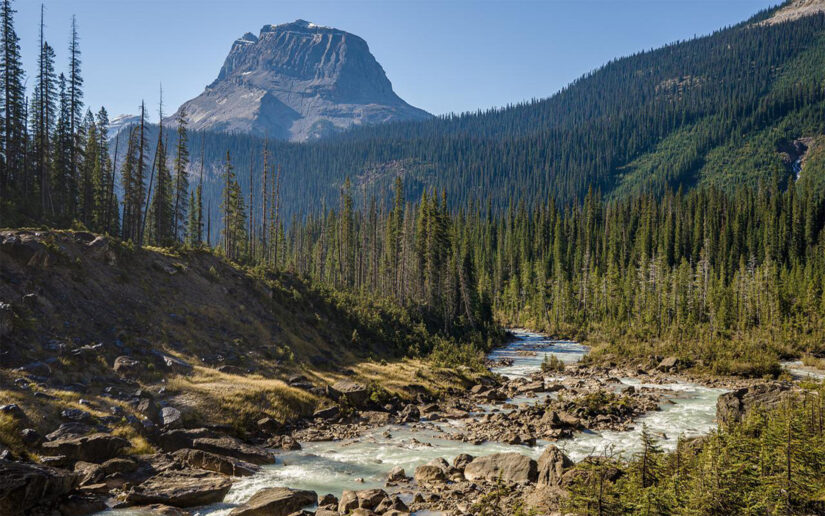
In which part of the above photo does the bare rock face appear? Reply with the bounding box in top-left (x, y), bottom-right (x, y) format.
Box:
top-left (758, 0), bottom-right (825, 26)
top-left (170, 20), bottom-right (431, 141)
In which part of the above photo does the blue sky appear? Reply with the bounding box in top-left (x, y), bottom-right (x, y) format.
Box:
top-left (14, 0), bottom-right (778, 120)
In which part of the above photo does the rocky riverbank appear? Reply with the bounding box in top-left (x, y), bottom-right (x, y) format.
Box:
top-left (1, 327), bottom-right (809, 516)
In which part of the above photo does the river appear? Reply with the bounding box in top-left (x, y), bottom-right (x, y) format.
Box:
top-left (117, 330), bottom-right (716, 515)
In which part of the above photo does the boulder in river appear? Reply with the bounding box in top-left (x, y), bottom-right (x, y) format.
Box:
top-left (126, 469), bottom-right (232, 507)
top-left (229, 487), bottom-right (317, 516)
top-left (414, 464), bottom-right (447, 484)
top-left (386, 465), bottom-right (407, 483)
top-left (464, 452), bottom-right (538, 484)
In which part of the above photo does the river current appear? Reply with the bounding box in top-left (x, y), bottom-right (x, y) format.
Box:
top-left (109, 330), bottom-right (728, 515)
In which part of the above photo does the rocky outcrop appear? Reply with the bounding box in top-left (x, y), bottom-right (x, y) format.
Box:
top-left (229, 487), bottom-right (317, 516)
top-left (40, 433), bottom-right (129, 463)
top-left (464, 453), bottom-right (538, 484)
top-left (0, 459), bottom-right (78, 515)
top-left (191, 435), bottom-right (275, 465)
top-left (169, 20), bottom-right (431, 141)
top-left (125, 469), bottom-right (232, 507)
top-left (758, 0), bottom-right (825, 26)
top-left (716, 383), bottom-right (794, 426)
top-left (172, 448), bottom-right (260, 477)
top-left (329, 380), bottom-right (370, 407)
top-left (536, 445), bottom-right (574, 487)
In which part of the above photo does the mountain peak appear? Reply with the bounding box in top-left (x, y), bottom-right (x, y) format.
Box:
top-left (172, 20), bottom-right (429, 141)
top-left (758, 0), bottom-right (825, 25)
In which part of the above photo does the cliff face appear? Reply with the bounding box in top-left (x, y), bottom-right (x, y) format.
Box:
top-left (170, 20), bottom-right (431, 141)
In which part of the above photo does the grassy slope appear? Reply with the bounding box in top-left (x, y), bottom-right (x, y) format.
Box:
top-left (0, 230), bottom-right (480, 454)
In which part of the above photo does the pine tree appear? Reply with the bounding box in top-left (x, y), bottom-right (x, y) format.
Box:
top-left (67, 15), bottom-right (83, 207)
top-left (78, 109), bottom-right (95, 227)
top-left (121, 103), bottom-right (147, 243)
top-left (172, 108), bottom-right (189, 243)
top-left (147, 137), bottom-right (173, 246)
top-left (51, 73), bottom-right (73, 222)
top-left (31, 5), bottom-right (56, 218)
top-left (220, 150), bottom-right (246, 261)
top-left (0, 0), bottom-right (25, 208)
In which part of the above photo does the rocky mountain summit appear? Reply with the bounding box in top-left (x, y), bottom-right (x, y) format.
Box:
top-left (170, 20), bottom-right (431, 141)
top-left (758, 0), bottom-right (825, 25)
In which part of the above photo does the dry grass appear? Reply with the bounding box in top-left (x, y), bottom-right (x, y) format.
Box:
top-left (312, 357), bottom-right (480, 400)
top-left (112, 425), bottom-right (155, 455)
top-left (166, 366), bottom-right (318, 430)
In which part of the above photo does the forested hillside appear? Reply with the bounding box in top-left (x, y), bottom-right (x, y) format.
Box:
top-left (277, 175), bottom-right (825, 376)
top-left (106, 3), bottom-right (825, 236)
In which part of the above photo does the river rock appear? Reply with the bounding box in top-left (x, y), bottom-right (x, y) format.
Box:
top-left (386, 465), bottom-right (407, 483)
top-left (172, 448), bottom-right (260, 476)
top-left (192, 435), bottom-right (276, 465)
top-left (267, 434), bottom-right (301, 450)
top-left (229, 487), bottom-right (317, 516)
top-left (40, 433), bottom-right (129, 463)
top-left (717, 382), bottom-right (793, 426)
top-left (464, 453), bottom-right (538, 484)
top-left (329, 380), bottom-right (370, 407)
top-left (318, 493), bottom-right (338, 508)
top-left (0, 459), bottom-right (78, 515)
top-left (355, 488), bottom-right (388, 509)
top-left (453, 453), bottom-right (474, 470)
top-left (536, 445), bottom-right (573, 486)
top-left (126, 469), bottom-right (232, 507)
top-left (413, 464), bottom-right (446, 484)
top-left (57, 492), bottom-right (108, 516)
top-left (338, 490), bottom-right (359, 513)
top-left (397, 404), bottom-right (420, 423)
